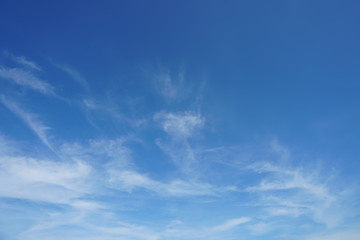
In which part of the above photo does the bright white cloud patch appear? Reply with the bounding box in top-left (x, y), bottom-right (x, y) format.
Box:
top-left (0, 156), bottom-right (91, 204)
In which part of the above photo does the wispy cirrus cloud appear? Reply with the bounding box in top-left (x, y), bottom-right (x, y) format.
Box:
top-left (53, 63), bottom-right (90, 92)
top-left (0, 96), bottom-right (53, 150)
top-left (155, 111), bottom-right (204, 140)
top-left (244, 142), bottom-right (350, 228)
top-left (60, 137), bottom-right (236, 197)
top-left (211, 217), bottom-right (251, 232)
top-left (0, 155), bottom-right (91, 205)
top-left (305, 229), bottom-right (360, 240)
top-left (155, 70), bottom-right (187, 100)
top-left (0, 67), bottom-right (54, 95)
top-left (108, 170), bottom-right (220, 197)
top-left (161, 216), bottom-right (251, 240)
top-left (154, 111), bottom-right (204, 176)
top-left (60, 138), bottom-right (133, 169)
top-left (4, 51), bottom-right (42, 71)
top-left (21, 210), bottom-right (160, 240)
top-left (246, 162), bottom-right (333, 201)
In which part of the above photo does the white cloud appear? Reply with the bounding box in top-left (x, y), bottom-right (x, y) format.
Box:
top-left (0, 134), bottom-right (17, 155)
top-left (60, 138), bottom-right (224, 198)
top-left (154, 111), bottom-right (204, 140)
top-left (61, 138), bottom-right (231, 197)
top-left (155, 70), bottom-right (187, 100)
top-left (20, 207), bottom-right (160, 240)
top-left (155, 139), bottom-right (198, 175)
top-left (83, 98), bottom-right (98, 109)
top-left (157, 72), bottom-right (177, 99)
top-left (1, 96), bottom-right (53, 150)
top-left (248, 222), bottom-right (273, 235)
top-left (0, 67), bottom-right (54, 95)
top-left (0, 155), bottom-right (91, 204)
top-left (61, 138), bottom-right (133, 169)
top-left (4, 51), bottom-right (42, 71)
top-left (55, 64), bottom-right (89, 92)
top-left (246, 162), bottom-right (333, 201)
top-left (306, 229), bottom-right (360, 240)
top-left (270, 138), bottom-right (290, 161)
top-left (90, 223), bottom-right (160, 240)
top-left (108, 170), bottom-right (218, 197)
top-left (211, 217), bottom-right (251, 232)
top-left (154, 111), bottom-right (205, 175)
top-left (243, 141), bottom-right (350, 228)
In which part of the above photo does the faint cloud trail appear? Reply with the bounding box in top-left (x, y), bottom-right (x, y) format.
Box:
top-left (4, 51), bottom-right (42, 71)
top-left (0, 96), bottom-right (54, 151)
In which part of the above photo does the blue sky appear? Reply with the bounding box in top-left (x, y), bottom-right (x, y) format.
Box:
top-left (0, 0), bottom-right (360, 239)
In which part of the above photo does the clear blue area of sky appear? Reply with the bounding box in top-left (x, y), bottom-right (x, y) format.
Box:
top-left (0, 1), bottom-right (360, 240)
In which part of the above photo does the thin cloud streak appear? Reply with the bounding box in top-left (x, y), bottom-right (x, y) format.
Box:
top-left (211, 217), bottom-right (251, 232)
top-left (0, 96), bottom-right (53, 150)
top-left (4, 51), bottom-right (42, 71)
top-left (0, 67), bottom-right (54, 95)
top-left (109, 170), bottom-right (221, 197)
top-left (54, 63), bottom-right (90, 92)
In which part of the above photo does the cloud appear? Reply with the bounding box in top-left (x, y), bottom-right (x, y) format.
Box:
top-left (161, 217), bottom-right (251, 239)
top-left (61, 138), bottom-right (233, 197)
top-left (4, 51), bottom-right (42, 71)
top-left (246, 161), bottom-right (333, 201)
top-left (54, 63), bottom-right (89, 92)
top-left (1, 96), bottom-right (53, 150)
top-left (270, 138), bottom-right (290, 161)
top-left (61, 138), bottom-right (133, 169)
top-left (0, 134), bottom-right (17, 155)
top-left (211, 217), bottom-right (251, 232)
top-left (248, 222), bottom-right (273, 235)
top-left (0, 67), bottom-right (54, 95)
top-left (243, 142), bottom-right (351, 228)
top-left (22, 214), bottom-right (161, 240)
top-left (108, 170), bottom-right (222, 197)
top-left (157, 72), bottom-right (177, 99)
top-left (155, 70), bottom-right (187, 100)
top-left (154, 111), bottom-right (205, 175)
top-left (246, 163), bottom-right (332, 201)
top-left (83, 98), bottom-right (98, 109)
top-left (89, 222), bottom-right (160, 240)
top-left (154, 111), bottom-right (204, 140)
top-left (0, 155), bottom-right (91, 204)
top-left (306, 229), bottom-right (360, 240)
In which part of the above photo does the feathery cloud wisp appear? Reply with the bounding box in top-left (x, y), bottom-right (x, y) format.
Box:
top-left (0, 155), bottom-right (91, 204)
top-left (4, 51), bottom-right (42, 71)
top-left (109, 170), bottom-right (219, 197)
top-left (0, 67), bottom-right (54, 95)
top-left (155, 111), bottom-right (204, 140)
top-left (54, 64), bottom-right (89, 92)
top-left (1, 96), bottom-right (53, 150)
top-left (211, 217), bottom-right (251, 232)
